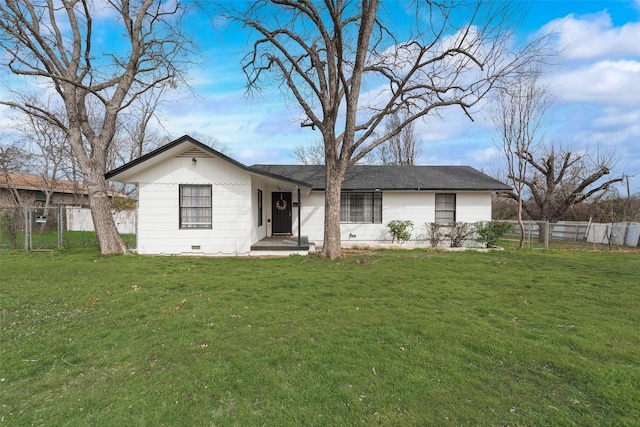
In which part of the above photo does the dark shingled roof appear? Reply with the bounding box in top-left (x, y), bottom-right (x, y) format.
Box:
top-left (249, 165), bottom-right (511, 191)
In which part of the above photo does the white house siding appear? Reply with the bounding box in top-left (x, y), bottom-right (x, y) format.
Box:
top-left (132, 155), bottom-right (254, 255)
top-left (299, 191), bottom-right (325, 241)
top-left (455, 192), bottom-right (493, 223)
top-left (299, 190), bottom-right (494, 248)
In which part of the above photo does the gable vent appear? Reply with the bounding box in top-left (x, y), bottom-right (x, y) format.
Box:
top-left (176, 147), bottom-right (210, 159)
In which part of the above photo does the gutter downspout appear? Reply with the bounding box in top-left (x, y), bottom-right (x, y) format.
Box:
top-left (297, 187), bottom-right (301, 247)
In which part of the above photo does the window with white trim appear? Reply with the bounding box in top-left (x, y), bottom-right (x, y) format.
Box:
top-left (340, 192), bottom-right (382, 223)
top-left (179, 185), bottom-right (212, 229)
top-left (435, 193), bottom-right (456, 224)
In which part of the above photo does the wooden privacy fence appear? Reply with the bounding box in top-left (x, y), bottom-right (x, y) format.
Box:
top-left (503, 220), bottom-right (640, 248)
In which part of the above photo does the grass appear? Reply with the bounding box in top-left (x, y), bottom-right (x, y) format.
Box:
top-left (1, 246), bottom-right (639, 426)
top-left (0, 230), bottom-right (135, 251)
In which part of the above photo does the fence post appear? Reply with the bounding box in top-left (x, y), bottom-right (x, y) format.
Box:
top-left (24, 206), bottom-right (30, 251)
top-left (545, 221), bottom-right (549, 249)
top-left (58, 205), bottom-right (64, 249)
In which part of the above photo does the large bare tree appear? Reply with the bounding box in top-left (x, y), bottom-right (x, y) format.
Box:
top-left (229, 0), bottom-right (549, 258)
top-left (0, 0), bottom-right (193, 254)
top-left (494, 71), bottom-right (549, 248)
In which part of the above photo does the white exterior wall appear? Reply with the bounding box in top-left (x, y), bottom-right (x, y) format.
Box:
top-left (134, 155), bottom-right (254, 255)
top-left (299, 190), bottom-right (494, 248)
top-left (299, 191), bottom-right (325, 241)
top-left (250, 176), bottom-right (269, 244)
top-left (455, 192), bottom-right (493, 223)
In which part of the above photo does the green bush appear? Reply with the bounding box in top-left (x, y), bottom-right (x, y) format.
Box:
top-left (475, 221), bottom-right (513, 248)
top-left (386, 219), bottom-right (414, 244)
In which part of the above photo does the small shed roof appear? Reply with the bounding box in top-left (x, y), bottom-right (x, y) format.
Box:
top-left (0, 173), bottom-right (124, 197)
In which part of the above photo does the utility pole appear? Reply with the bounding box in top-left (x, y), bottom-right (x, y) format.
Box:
top-left (623, 174), bottom-right (634, 220)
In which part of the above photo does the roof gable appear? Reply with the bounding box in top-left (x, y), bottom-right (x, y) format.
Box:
top-left (105, 135), bottom-right (311, 188)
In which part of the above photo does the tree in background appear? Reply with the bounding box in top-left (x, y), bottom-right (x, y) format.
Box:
top-left (375, 109), bottom-right (421, 166)
top-left (229, 0), bottom-right (549, 258)
top-left (108, 90), bottom-right (167, 174)
top-left (12, 113), bottom-right (73, 217)
top-left (504, 143), bottom-right (623, 241)
top-left (292, 141), bottom-right (326, 165)
top-left (0, 140), bottom-right (31, 206)
top-left (493, 71), bottom-right (549, 248)
top-left (0, 0), bottom-right (194, 254)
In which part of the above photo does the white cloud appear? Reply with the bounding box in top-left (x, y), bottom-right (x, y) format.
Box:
top-left (471, 146), bottom-right (501, 164)
top-left (541, 12), bottom-right (640, 60)
top-left (546, 59), bottom-right (640, 106)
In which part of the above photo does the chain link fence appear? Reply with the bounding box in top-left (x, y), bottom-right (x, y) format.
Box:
top-left (503, 220), bottom-right (640, 249)
top-left (0, 206), bottom-right (136, 252)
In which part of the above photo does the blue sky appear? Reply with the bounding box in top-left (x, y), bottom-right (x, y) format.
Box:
top-left (2, 1), bottom-right (639, 194)
top-left (156, 0), bottom-right (640, 194)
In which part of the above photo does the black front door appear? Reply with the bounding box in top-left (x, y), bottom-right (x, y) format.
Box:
top-left (272, 192), bottom-right (292, 234)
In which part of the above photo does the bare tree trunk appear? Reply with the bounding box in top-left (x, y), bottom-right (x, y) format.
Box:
top-left (517, 197), bottom-right (525, 249)
top-left (85, 171), bottom-right (127, 254)
top-left (537, 221), bottom-right (548, 244)
top-left (323, 178), bottom-right (342, 259)
top-left (322, 155), bottom-right (348, 259)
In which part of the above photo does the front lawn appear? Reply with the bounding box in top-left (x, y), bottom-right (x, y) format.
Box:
top-left (1, 248), bottom-right (638, 425)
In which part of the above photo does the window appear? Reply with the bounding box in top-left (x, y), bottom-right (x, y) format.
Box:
top-left (179, 185), bottom-right (212, 229)
top-left (435, 194), bottom-right (456, 224)
top-left (35, 191), bottom-right (47, 202)
top-left (340, 192), bottom-right (382, 223)
top-left (257, 189), bottom-right (263, 227)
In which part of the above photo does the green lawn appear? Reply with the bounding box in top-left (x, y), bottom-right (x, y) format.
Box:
top-left (0, 230), bottom-right (134, 251)
top-left (1, 247), bottom-right (638, 426)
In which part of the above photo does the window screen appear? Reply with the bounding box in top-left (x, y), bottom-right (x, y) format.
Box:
top-left (179, 185), bottom-right (212, 229)
top-left (435, 193), bottom-right (456, 224)
top-left (340, 192), bottom-right (382, 223)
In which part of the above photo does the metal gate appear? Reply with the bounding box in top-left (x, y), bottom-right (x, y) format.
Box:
top-left (25, 206), bottom-right (64, 251)
top-left (0, 206), bottom-right (64, 251)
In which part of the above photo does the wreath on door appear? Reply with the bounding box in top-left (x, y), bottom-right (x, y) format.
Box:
top-left (275, 200), bottom-right (287, 211)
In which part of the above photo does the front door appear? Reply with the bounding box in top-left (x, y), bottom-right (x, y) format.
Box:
top-left (272, 192), bottom-right (292, 235)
